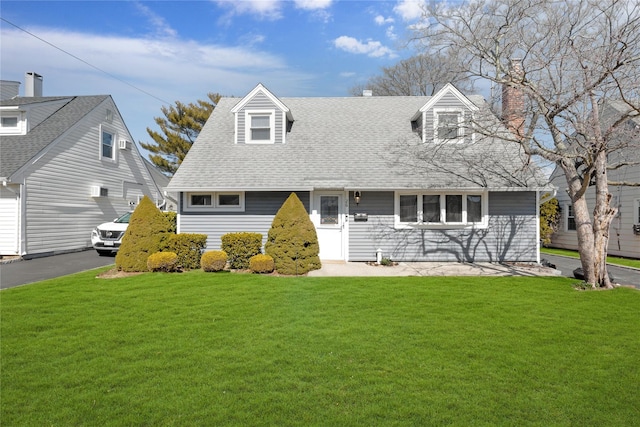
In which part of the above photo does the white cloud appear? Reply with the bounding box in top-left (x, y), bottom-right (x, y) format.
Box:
top-left (134, 2), bottom-right (178, 38)
top-left (393, 0), bottom-right (426, 21)
top-left (215, 0), bottom-right (283, 20)
top-left (386, 25), bottom-right (397, 40)
top-left (374, 15), bottom-right (394, 25)
top-left (333, 36), bottom-right (395, 58)
top-left (294, 0), bottom-right (333, 10)
top-left (0, 26), bottom-right (314, 145)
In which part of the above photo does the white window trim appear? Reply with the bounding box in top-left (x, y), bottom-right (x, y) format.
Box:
top-left (634, 198), bottom-right (640, 224)
top-left (394, 191), bottom-right (488, 229)
top-left (0, 111), bottom-right (26, 135)
top-left (433, 108), bottom-right (465, 144)
top-left (184, 192), bottom-right (245, 212)
top-left (99, 124), bottom-right (118, 163)
top-left (245, 109), bottom-right (275, 144)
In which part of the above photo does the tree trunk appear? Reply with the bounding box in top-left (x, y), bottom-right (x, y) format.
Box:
top-left (561, 157), bottom-right (616, 289)
top-left (591, 150), bottom-right (616, 289)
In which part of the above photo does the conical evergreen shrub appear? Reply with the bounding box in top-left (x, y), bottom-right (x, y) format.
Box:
top-left (115, 196), bottom-right (172, 272)
top-left (265, 192), bottom-right (321, 275)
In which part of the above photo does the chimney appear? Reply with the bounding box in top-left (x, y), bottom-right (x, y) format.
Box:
top-left (502, 59), bottom-right (525, 138)
top-left (25, 72), bottom-right (43, 97)
top-left (362, 89), bottom-right (373, 97)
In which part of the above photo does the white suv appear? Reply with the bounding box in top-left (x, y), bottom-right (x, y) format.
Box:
top-left (91, 212), bottom-right (132, 256)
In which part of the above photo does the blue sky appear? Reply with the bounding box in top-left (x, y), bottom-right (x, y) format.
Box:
top-left (1, 0), bottom-right (428, 150)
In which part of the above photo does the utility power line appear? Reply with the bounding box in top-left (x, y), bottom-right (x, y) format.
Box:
top-left (0, 16), bottom-right (171, 105)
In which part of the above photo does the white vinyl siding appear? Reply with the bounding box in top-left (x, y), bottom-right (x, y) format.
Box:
top-left (14, 98), bottom-right (160, 256)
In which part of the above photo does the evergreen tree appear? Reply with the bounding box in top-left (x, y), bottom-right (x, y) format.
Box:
top-left (115, 196), bottom-right (172, 272)
top-left (141, 92), bottom-right (221, 175)
top-left (265, 193), bottom-right (321, 275)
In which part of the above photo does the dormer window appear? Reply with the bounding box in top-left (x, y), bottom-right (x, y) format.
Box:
top-left (245, 110), bottom-right (275, 144)
top-left (437, 112), bottom-right (461, 139)
top-left (250, 113), bottom-right (271, 141)
top-left (434, 109), bottom-right (464, 143)
top-left (0, 111), bottom-right (26, 135)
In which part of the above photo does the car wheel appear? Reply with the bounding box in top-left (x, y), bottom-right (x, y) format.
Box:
top-left (97, 250), bottom-right (112, 256)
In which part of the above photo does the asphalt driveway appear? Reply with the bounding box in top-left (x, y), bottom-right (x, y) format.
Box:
top-left (0, 250), bottom-right (115, 290)
top-left (541, 254), bottom-right (639, 289)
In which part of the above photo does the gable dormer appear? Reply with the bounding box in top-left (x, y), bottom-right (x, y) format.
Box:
top-left (411, 83), bottom-right (479, 144)
top-left (231, 83), bottom-right (293, 144)
top-left (0, 107), bottom-right (27, 135)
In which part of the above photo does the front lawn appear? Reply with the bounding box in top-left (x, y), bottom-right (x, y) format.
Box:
top-left (1, 270), bottom-right (639, 426)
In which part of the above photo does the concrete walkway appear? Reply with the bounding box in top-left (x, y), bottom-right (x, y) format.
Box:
top-left (307, 261), bottom-right (560, 277)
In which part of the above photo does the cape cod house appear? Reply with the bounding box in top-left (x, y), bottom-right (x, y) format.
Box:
top-left (0, 73), bottom-right (167, 258)
top-left (166, 82), bottom-right (547, 263)
top-left (548, 101), bottom-right (640, 259)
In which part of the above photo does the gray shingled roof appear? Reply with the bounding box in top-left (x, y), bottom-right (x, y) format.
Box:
top-left (0, 95), bottom-right (108, 179)
top-left (168, 94), bottom-right (546, 192)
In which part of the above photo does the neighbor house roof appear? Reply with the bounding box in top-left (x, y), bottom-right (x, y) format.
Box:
top-left (168, 92), bottom-right (546, 192)
top-left (0, 95), bottom-right (109, 179)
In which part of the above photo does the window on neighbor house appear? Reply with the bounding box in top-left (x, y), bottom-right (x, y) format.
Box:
top-left (566, 204), bottom-right (576, 231)
top-left (101, 129), bottom-right (115, 161)
top-left (0, 112), bottom-right (25, 135)
top-left (635, 199), bottom-right (640, 223)
top-left (186, 192), bottom-right (244, 211)
top-left (436, 111), bottom-right (463, 141)
top-left (396, 192), bottom-right (487, 227)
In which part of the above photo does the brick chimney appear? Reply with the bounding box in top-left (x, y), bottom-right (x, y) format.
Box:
top-left (25, 72), bottom-right (43, 97)
top-left (502, 59), bottom-right (525, 138)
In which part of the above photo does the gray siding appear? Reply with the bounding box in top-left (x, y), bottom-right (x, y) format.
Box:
top-left (550, 163), bottom-right (640, 258)
top-left (348, 191), bottom-right (538, 262)
top-left (423, 92), bottom-right (474, 144)
top-left (179, 191), bottom-right (310, 250)
top-left (236, 92), bottom-right (285, 144)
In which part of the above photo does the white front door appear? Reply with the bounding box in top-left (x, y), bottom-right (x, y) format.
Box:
top-left (312, 192), bottom-right (346, 261)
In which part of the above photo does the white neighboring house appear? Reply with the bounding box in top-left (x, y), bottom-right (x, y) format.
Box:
top-left (548, 101), bottom-right (640, 259)
top-left (0, 73), bottom-right (167, 258)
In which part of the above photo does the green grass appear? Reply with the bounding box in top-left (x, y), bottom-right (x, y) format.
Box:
top-left (541, 247), bottom-right (640, 269)
top-left (2, 269), bottom-right (639, 426)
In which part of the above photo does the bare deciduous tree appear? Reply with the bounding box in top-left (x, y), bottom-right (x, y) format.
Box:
top-left (413, 0), bottom-right (640, 288)
top-left (349, 52), bottom-right (473, 96)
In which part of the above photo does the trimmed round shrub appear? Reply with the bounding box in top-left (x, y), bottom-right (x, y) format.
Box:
top-left (116, 196), bottom-right (172, 272)
top-left (249, 254), bottom-right (275, 274)
top-left (147, 251), bottom-right (179, 272)
top-left (201, 250), bottom-right (228, 272)
top-left (265, 192), bottom-right (321, 275)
